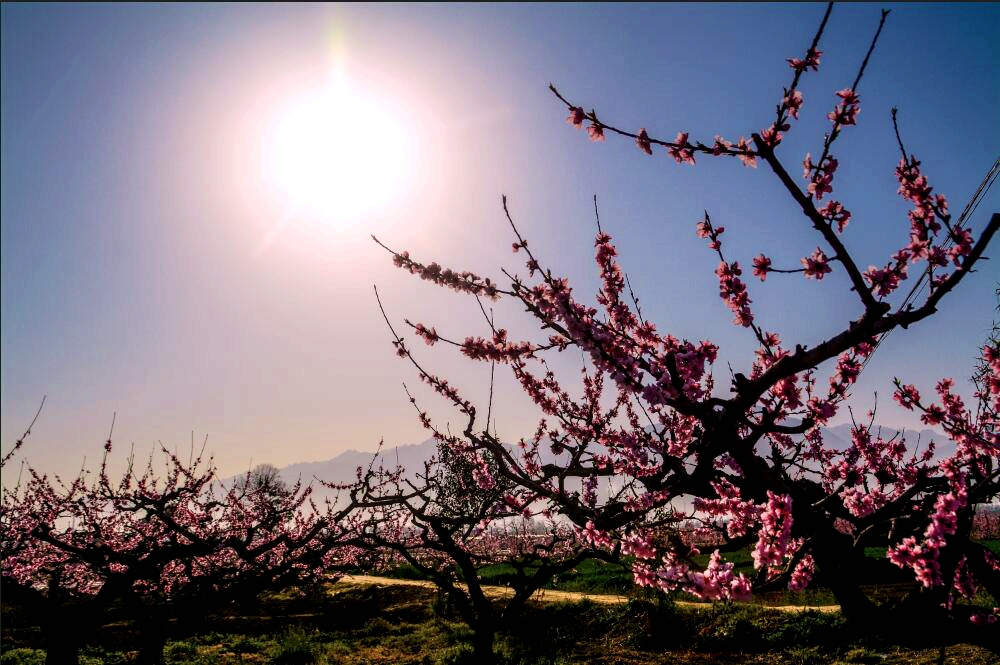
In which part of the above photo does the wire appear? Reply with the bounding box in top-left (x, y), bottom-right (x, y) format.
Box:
top-left (860, 156), bottom-right (1000, 372)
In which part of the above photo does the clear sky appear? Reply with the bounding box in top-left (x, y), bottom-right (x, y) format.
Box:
top-left (2, 3), bottom-right (998, 481)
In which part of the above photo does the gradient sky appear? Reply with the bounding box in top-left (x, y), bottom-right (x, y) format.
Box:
top-left (2, 3), bottom-right (998, 482)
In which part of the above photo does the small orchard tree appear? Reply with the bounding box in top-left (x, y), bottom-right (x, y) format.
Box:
top-left (373, 1), bottom-right (999, 649)
top-left (342, 428), bottom-right (606, 664)
top-left (234, 462), bottom-right (287, 497)
top-left (1, 438), bottom-right (359, 665)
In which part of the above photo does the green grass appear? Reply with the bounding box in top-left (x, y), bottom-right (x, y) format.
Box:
top-left (271, 626), bottom-right (324, 665)
top-left (0, 649), bottom-right (46, 665)
top-left (372, 542), bottom-right (1000, 613)
top-left (3, 587), bottom-right (996, 665)
top-left (379, 559), bottom-right (634, 595)
top-left (978, 539), bottom-right (1000, 555)
top-left (5, 548), bottom-right (999, 664)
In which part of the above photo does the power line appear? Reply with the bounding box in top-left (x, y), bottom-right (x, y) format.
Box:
top-left (860, 156), bottom-right (999, 373)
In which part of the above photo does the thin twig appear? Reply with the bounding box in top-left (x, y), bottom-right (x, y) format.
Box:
top-left (1, 395), bottom-right (46, 468)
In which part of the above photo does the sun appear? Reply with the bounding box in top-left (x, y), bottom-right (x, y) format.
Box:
top-left (272, 81), bottom-right (409, 223)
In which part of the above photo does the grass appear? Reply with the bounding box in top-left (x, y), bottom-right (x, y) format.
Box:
top-left (3, 544), bottom-right (998, 663)
top-left (3, 582), bottom-right (997, 665)
top-left (376, 540), bottom-right (1000, 608)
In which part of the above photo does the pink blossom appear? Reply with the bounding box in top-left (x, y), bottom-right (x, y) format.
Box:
top-left (836, 88), bottom-right (860, 105)
top-left (788, 553), bottom-right (815, 591)
top-left (819, 200), bottom-right (852, 233)
top-left (760, 124), bottom-right (784, 148)
top-left (587, 122), bottom-right (605, 142)
top-left (893, 384), bottom-right (921, 409)
top-left (736, 137), bottom-right (757, 167)
top-left (864, 264), bottom-right (903, 297)
top-left (712, 135), bottom-right (733, 156)
top-left (635, 129), bottom-right (653, 155)
top-left (787, 47), bottom-right (822, 72)
top-left (801, 248), bottom-right (832, 279)
top-left (802, 153), bottom-right (815, 180)
top-left (784, 90), bottom-right (804, 119)
top-left (808, 173), bottom-right (833, 199)
top-left (414, 323), bottom-right (439, 346)
top-left (752, 254), bottom-right (772, 281)
top-left (668, 131), bottom-right (695, 164)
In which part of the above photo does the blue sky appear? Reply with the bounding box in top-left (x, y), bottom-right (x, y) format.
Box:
top-left (2, 3), bottom-right (998, 480)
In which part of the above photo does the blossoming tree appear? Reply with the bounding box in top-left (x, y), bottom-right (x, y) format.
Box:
top-left (342, 426), bottom-right (606, 663)
top-left (373, 2), bottom-right (999, 648)
top-left (0, 436), bottom-right (361, 665)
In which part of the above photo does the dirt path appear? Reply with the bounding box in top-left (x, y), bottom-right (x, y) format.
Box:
top-left (334, 574), bottom-right (841, 613)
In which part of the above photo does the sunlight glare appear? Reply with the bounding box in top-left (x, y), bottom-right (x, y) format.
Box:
top-left (273, 82), bottom-right (409, 224)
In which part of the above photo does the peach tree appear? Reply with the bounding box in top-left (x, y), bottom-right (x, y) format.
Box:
top-left (373, 2), bottom-right (999, 649)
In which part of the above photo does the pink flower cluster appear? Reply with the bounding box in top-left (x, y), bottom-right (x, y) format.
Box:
top-left (632, 550), bottom-right (752, 602)
top-left (827, 88), bottom-right (860, 126)
top-left (760, 122), bottom-right (787, 149)
top-left (668, 132), bottom-right (696, 165)
top-left (802, 153), bottom-right (838, 200)
top-left (863, 249), bottom-right (910, 297)
top-left (578, 520), bottom-right (614, 551)
top-left (392, 250), bottom-right (500, 300)
top-left (693, 480), bottom-right (762, 539)
top-left (414, 323), bottom-right (439, 345)
top-left (784, 90), bottom-right (804, 119)
top-left (566, 106), bottom-right (605, 142)
top-left (895, 156), bottom-right (961, 268)
top-left (788, 47), bottom-right (822, 73)
top-left (715, 261), bottom-right (754, 327)
top-left (752, 492), bottom-right (794, 571)
top-left (688, 551), bottom-right (753, 601)
top-left (788, 553), bottom-right (816, 591)
top-left (818, 200), bottom-right (852, 233)
top-left (472, 455), bottom-right (496, 490)
top-left (712, 136), bottom-right (757, 168)
top-left (462, 329), bottom-right (536, 363)
top-left (888, 488), bottom-right (967, 587)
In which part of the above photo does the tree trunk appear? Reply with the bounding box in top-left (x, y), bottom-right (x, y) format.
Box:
top-left (43, 641), bottom-right (80, 665)
top-left (131, 601), bottom-right (172, 665)
top-left (470, 626), bottom-right (497, 665)
top-left (42, 613), bottom-right (80, 665)
top-left (135, 625), bottom-right (168, 665)
top-left (810, 527), bottom-right (878, 627)
top-left (41, 574), bottom-right (82, 665)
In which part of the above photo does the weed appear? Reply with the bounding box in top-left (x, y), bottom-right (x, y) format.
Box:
top-left (165, 640), bottom-right (200, 662)
top-left (0, 649), bottom-right (45, 665)
top-left (271, 626), bottom-right (323, 665)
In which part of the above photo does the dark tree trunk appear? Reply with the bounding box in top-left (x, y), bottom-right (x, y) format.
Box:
top-left (470, 626), bottom-right (497, 665)
top-left (135, 624), bottom-right (168, 665)
top-left (130, 599), bottom-right (173, 665)
top-left (42, 611), bottom-right (81, 665)
top-left (810, 526), bottom-right (878, 626)
top-left (40, 573), bottom-right (83, 665)
top-left (43, 641), bottom-right (80, 665)
top-left (813, 523), bottom-right (999, 653)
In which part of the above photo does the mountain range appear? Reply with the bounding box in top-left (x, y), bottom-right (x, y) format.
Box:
top-left (227, 423), bottom-right (949, 507)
